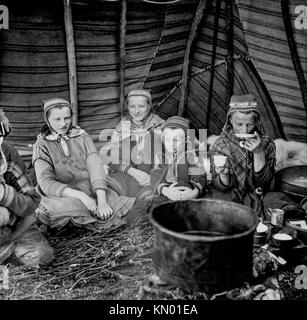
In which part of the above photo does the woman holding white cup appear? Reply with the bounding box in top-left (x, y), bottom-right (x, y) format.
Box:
top-left (210, 94), bottom-right (276, 209)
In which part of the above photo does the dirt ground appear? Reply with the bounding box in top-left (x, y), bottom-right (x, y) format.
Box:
top-left (1, 218), bottom-right (307, 300)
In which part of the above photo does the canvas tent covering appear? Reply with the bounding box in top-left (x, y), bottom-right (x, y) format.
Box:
top-left (0, 0), bottom-right (306, 154)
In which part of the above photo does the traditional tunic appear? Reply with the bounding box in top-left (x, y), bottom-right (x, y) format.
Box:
top-left (107, 113), bottom-right (164, 197)
top-left (210, 129), bottom-right (276, 207)
top-left (112, 112), bottom-right (165, 144)
top-left (0, 140), bottom-right (54, 266)
top-left (150, 144), bottom-right (207, 200)
top-left (33, 126), bottom-right (135, 230)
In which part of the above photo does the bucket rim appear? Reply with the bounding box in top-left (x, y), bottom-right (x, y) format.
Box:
top-left (149, 198), bottom-right (259, 242)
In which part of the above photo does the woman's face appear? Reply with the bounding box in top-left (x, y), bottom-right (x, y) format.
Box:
top-left (230, 112), bottom-right (256, 134)
top-left (127, 96), bottom-right (151, 123)
top-left (48, 106), bottom-right (72, 134)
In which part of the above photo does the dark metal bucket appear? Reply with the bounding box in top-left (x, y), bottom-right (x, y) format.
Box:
top-left (275, 165), bottom-right (307, 199)
top-left (149, 199), bottom-right (258, 294)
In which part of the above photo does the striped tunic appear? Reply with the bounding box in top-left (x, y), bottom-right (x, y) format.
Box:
top-left (0, 141), bottom-right (40, 217)
top-left (210, 129), bottom-right (276, 205)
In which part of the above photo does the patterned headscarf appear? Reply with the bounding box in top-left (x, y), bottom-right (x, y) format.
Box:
top-left (213, 94), bottom-right (276, 194)
top-left (40, 98), bottom-right (84, 157)
top-left (222, 94), bottom-right (265, 135)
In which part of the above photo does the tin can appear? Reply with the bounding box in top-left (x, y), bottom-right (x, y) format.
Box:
top-left (268, 208), bottom-right (284, 226)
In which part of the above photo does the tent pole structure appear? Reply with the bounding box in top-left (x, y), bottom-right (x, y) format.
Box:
top-left (63, 0), bottom-right (78, 126)
top-left (155, 55), bottom-right (243, 112)
top-left (225, 0), bottom-right (234, 106)
top-left (178, 0), bottom-right (208, 117)
top-left (206, 0), bottom-right (221, 130)
top-left (281, 0), bottom-right (307, 114)
top-left (119, 0), bottom-right (127, 119)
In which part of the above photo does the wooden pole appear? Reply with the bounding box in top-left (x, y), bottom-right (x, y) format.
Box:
top-left (63, 0), bottom-right (78, 125)
top-left (281, 0), bottom-right (307, 115)
top-left (155, 56), bottom-right (242, 113)
top-left (225, 0), bottom-right (234, 106)
top-left (119, 0), bottom-right (127, 118)
top-left (178, 0), bottom-right (208, 117)
top-left (206, 0), bottom-right (221, 130)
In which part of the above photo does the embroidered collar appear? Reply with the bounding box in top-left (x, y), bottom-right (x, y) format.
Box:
top-left (39, 126), bottom-right (85, 141)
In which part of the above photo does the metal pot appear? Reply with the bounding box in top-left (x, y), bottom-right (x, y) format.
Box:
top-left (275, 165), bottom-right (307, 199)
top-left (149, 199), bottom-right (258, 294)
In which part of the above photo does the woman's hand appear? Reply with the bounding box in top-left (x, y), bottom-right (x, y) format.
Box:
top-left (79, 192), bottom-right (98, 213)
top-left (96, 190), bottom-right (113, 220)
top-left (62, 188), bottom-right (98, 213)
top-left (128, 168), bottom-right (151, 186)
top-left (175, 186), bottom-right (199, 200)
top-left (244, 132), bottom-right (263, 154)
top-left (162, 183), bottom-right (182, 201)
top-left (243, 132), bottom-right (266, 172)
top-left (96, 201), bottom-right (113, 220)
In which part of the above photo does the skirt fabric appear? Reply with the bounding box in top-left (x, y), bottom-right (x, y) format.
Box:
top-left (36, 187), bottom-right (136, 230)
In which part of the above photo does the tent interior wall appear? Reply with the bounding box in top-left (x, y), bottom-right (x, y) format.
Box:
top-left (0, 0), bottom-right (306, 157)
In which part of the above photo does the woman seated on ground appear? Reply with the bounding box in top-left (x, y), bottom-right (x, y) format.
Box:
top-left (114, 116), bottom-right (207, 221)
top-left (107, 89), bottom-right (165, 198)
top-left (149, 116), bottom-right (207, 205)
top-left (120, 115), bottom-right (206, 212)
top-left (32, 98), bottom-right (137, 231)
top-left (210, 94), bottom-right (276, 209)
top-left (0, 120), bottom-right (54, 266)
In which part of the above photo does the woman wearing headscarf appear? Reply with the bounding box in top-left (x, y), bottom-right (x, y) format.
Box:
top-left (0, 117), bottom-right (54, 266)
top-left (210, 94), bottom-right (276, 209)
top-left (32, 98), bottom-right (136, 230)
top-left (150, 116), bottom-right (207, 203)
top-left (107, 89), bottom-right (165, 197)
top-left (111, 116), bottom-right (207, 221)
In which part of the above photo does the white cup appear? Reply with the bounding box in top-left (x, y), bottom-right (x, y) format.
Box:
top-left (213, 155), bottom-right (227, 167)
